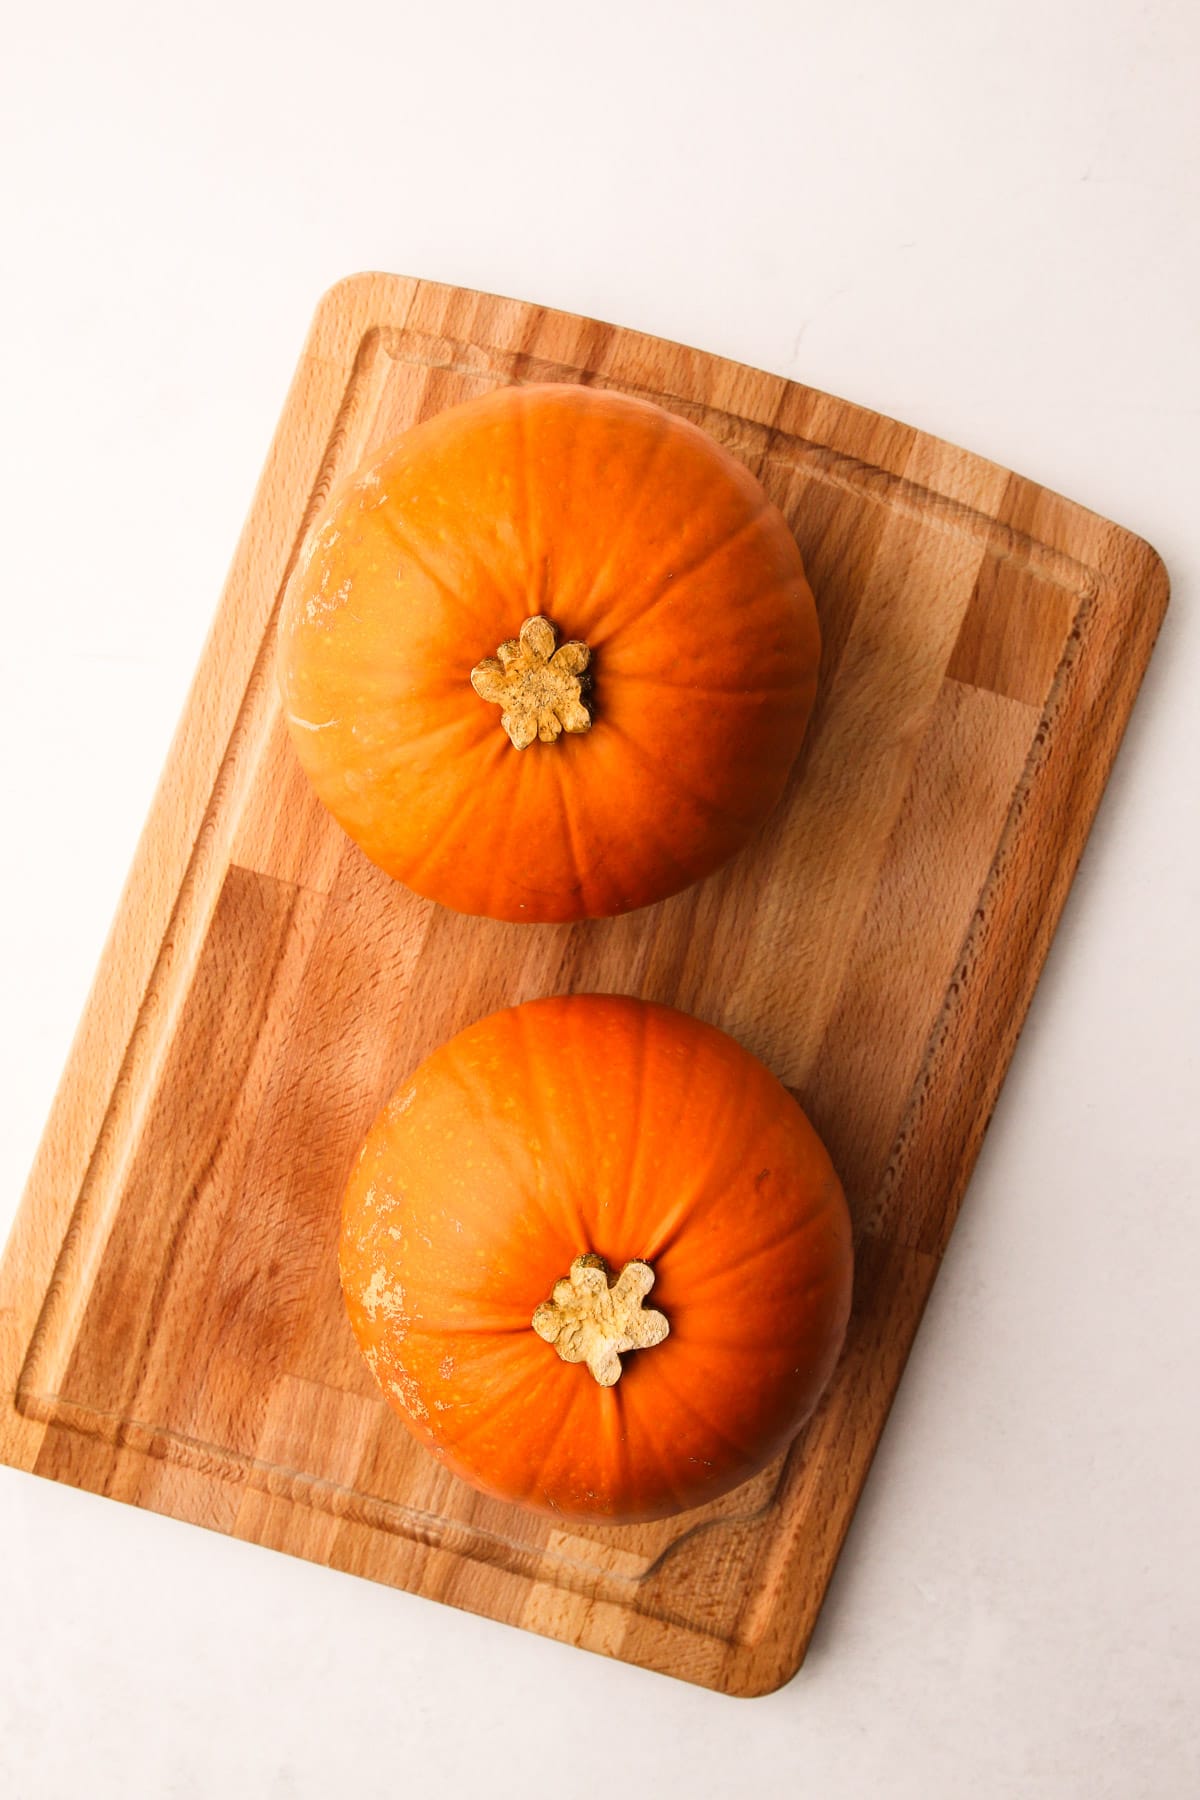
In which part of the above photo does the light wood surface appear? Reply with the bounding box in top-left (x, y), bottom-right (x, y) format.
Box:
top-left (0, 274), bottom-right (1168, 1695)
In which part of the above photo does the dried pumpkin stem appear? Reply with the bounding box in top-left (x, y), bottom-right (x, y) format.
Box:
top-left (470, 614), bottom-right (592, 750)
top-left (531, 1252), bottom-right (669, 1387)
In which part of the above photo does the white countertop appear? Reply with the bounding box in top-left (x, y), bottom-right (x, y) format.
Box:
top-left (2, 1), bottom-right (1197, 1793)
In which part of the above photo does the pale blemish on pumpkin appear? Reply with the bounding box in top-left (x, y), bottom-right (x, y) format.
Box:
top-left (386, 1085), bottom-right (417, 1122)
top-left (362, 1266), bottom-right (405, 1321)
top-left (387, 1226), bottom-right (403, 1242)
top-left (438, 1355), bottom-right (455, 1380)
top-left (291, 518), bottom-right (334, 590)
top-left (357, 470), bottom-right (389, 511)
top-left (304, 576), bottom-right (354, 628)
top-left (287, 712), bottom-right (342, 733)
top-left (388, 1373), bottom-right (429, 1422)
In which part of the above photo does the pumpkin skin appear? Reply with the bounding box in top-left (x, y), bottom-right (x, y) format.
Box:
top-left (340, 995), bottom-right (853, 1523)
top-left (278, 383), bottom-right (819, 922)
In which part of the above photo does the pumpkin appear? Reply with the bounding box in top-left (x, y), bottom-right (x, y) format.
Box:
top-left (340, 994), bottom-right (853, 1523)
top-left (278, 383), bottom-right (819, 922)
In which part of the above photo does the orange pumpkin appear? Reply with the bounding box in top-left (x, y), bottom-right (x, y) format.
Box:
top-left (278, 383), bottom-right (819, 922)
top-left (340, 995), bottom-right (853, 1523)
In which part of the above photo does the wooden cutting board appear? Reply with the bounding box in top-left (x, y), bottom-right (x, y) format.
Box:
top-left (0, 274), bottom-right (1168, 1695)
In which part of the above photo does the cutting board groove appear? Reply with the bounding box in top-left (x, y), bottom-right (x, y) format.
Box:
top-left (0, 274), bottom-right (1167, 1695)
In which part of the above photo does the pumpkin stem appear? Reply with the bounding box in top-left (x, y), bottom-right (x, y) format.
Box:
top-left (470, 615), bottom-right (592, 750)
top-left (531, 1252), bottom-right (669, 1387)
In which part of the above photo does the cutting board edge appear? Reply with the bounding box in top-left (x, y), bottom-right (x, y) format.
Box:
top-left (315, 272), bottom-right (1173, 585)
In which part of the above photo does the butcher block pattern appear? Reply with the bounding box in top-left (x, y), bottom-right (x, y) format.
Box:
top-left (0, 275), bottom-right (1168, 1694)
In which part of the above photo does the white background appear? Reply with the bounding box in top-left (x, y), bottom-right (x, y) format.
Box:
top-left (2, 2), bottom-right (1198, 1794)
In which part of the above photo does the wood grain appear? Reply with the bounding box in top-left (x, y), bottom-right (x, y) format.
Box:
top-left (0, 274), bottom-right (1168, 1695)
